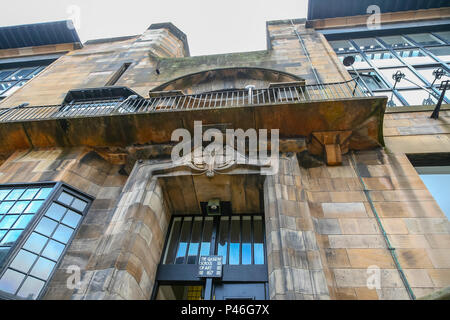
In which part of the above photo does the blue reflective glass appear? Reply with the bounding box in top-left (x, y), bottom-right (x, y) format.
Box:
top-left (229, 218), bottom-right (240, 265)
top-left (10, 249), bottom-right (38, 273)
top-left (45, 203), bottom-right (66, 221)
top-left (20, 188), bottom-right (40, 200)
top-left (61, 210), bottom-right (81, 228)
top-left (0, 230), bottom-right (22, 246)
top-left (0, 189), bottom-right (11, 201)
top-left (5, 189), bottom-right (25, 201)
top-left (35, 188), bottom-right (53, 200)
top-left (17, 277), bottom-right (45, 300)
top-left (30, 257), bottom-right (55, 280)
top-left (71, 198), bottom-right (87, 212)
top-left (35, 217), bottom-right (57, 237)
top-left (23, 232), bottom-right (48, 254)
top-left (0, 202), bottom-right (14, 214)
top-left (9, 201), bottom-right (30, 214)
top-left (242, 217), bottom-right (252, 265)
top-left (0, 230), bottom-right (6, 241)
top-left (12, 215), bottom-right (34, 229)
top-left (24, 200), bottom-right (44, 214)
top-left (0, 269), bottom-right (25, 294)
top-left (0, 215), bottom-right (19, 229)
top-left (217, 217), bottom-right (229, 264)
top-left (58, 192), bottom-right (74, 206)
top-left (42, 240), bottom-right (65, 261)
top-left (52, 225), bottom-right (73, 244)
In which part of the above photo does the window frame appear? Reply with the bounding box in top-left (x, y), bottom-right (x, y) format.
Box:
top-left (0, 182), bottom-right (93, 300)
top-left (330, 32), bottom-right (450, 106)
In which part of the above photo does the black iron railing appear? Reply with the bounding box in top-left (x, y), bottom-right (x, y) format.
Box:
top-left (0, 78), bottom-right (372, 123)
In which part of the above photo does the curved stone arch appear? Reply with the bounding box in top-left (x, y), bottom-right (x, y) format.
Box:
top-left (151, 67), bottom-right (305, 94)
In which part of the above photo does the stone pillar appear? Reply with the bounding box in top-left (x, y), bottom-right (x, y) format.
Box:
top-left (74, 161), bottom-right (170, 300)
top-left (264, 154), bottom-right (329, 299)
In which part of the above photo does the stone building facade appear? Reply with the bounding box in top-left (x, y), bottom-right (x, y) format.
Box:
top-left (0, 1), bottom-right (449, 300)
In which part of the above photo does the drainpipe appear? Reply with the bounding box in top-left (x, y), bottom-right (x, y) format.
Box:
top-left (350, 151), bottom-right (416, 300)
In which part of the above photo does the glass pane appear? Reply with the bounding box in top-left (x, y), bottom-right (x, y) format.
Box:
top-left (42, 240), bottom-right (65, 261)
top-left (199, 217), bottom-right (213, 257)
top-left (229, 217), bottom-right (240, 265)
top-left (353, 38), bottom-right (384, 50)
top-left (380, 35), bottom-right (413, 48)
top-left (0, 201), bottom-right (14, 214)
top-left (407, 33), bottom-right (444, 46)
top-left (242, 217), bottom-right (252, 265)
top-left (175, 217), bottom-right (192, 264)
top-left (5, 68), bottom-right (36, 81)
top-left (0, 229), bottom-right (6, 240)
top-left (5, 189), bottom-right (25, 201)
top-left (378, 67), bottom-right (426, 89)
top-left (12, 215), bottom-right (34, 229)
top-left (30, 257), bottom-right (56, 280)
top-left (163, 217), bottom-right (182, 264)
top-left (433, 31), bottom-right (450, 43)
top-left (35, 217), bottom-right (58, 237)
top-left (416, 166), bottom-right (450, 220)
top-left (254, 216), bottom-right (265, 265)
top-left (24, 200), bottom-right (44, 214)
top-left (156, 285), bottom-right (204, 300)
top-left (426, 46), bottom-right (450, 62)
top-left (350, 70), bottom-right (387, 90)
top-left (365, 51), bottom-right (400, 67)
top-left (398, 89), bottom-right (439, 106)
top-left (72, 198), bottom-right (87, 212)
top-left (10, 249), bottom-right (38, 273)
top-left (35, 188), bottom-right (53, 200)
top-left (26, 66), bottom-right (45, 79)
top-left (373, 91), bottom-right (404, 107)
top-left (416, 67), bottom-right (449, 85)
top-left (17, 277), bottom-right (45, 300)
top-left (45, 203), bottom-right (67, 221)
top-left (9, 201), bottom-right (30, 214)
top-left (187, 217), bottom-right (202, 264)
top-left (0, 230), bottom-right (22, 246)
top-left (329, 40), bottom-right (355, 53)
top-left (0, 189), bottom-right (12, 201)
top-left (217, 217), bottom-right (229, 264)
top-left (20, 188), bottom-right (40, 200)
top-left (23, 232), bottom-right (48, 254)
top-left (58, 192), bottom-right (74, 206)
top-left (0, 215), bottom-right (19, 229)
top-left (0, 70), bottom-right (15, 81)
top-left (0, 269), bottom-right (25, 294)
top-left (396, 48), bottom-right (434, 64)
top-left (2, 81), bottom-right (26, 97)
top-left (61, 210), bottom-right (81, 228)
top-left (0, 82), bottom-right (13, 94)
top-left (52, 225), bottom-right (73, 244)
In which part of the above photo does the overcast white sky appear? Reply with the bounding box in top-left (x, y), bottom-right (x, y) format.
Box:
top-left (0, 0), bottom-right (308, 56)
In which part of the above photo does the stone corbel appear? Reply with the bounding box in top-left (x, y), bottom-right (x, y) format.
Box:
top-left (308, 130), bottom-right (352, 166)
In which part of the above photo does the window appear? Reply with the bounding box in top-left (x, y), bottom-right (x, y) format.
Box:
top-left (398, 89), bottom-right (439, 106)
top-left (0, 66), bottom-right (46, 98)
top-left (353, 38), bottom-right (384, 50)
top-left (433, 31), bottom-right (450, 43)
top-left (425, 46), bottom-right (450, 63)
top-left (395, 48), bottom-right (434, 65)
top-left (163, 215), bottom-right (265, 266)
top-left (0, 183), bottom-right (92, 300)
top-left (415, 166), bottom-right (450, 220)
top-left (329, 40), bottom-right (355, 53)
top-left (407, 33), bottom-right (444, 46)
top-left (338, 54), bottom-right (369, 69)
top-left (350, 70), bottom-right (387, 90)
top-left (365, 51), bottom-right (400, 67)
top-left (378, 67), bottom-right (426, 89)
top-left (416, 67), bottom-right (449, 85)
top-left (373, 91), bottom-right (404, 107)
top-left (379, 35), bottom-right (413, 48)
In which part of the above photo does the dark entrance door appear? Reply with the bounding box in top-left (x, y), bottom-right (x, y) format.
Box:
top-left (153, 214), bottom-right (268, 300)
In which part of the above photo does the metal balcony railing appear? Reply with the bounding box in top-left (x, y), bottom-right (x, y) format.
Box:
top-left (0, 78), bottom-right (372, 123)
